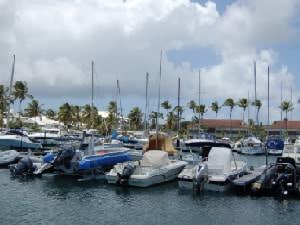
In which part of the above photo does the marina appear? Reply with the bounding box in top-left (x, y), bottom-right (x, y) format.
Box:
top-left (1, 0), bottom-right (300, 224)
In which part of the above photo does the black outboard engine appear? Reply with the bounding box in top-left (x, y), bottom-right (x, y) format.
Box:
top-left (10, 158), bottom-right (35, 177)
top-left (271, 157), bottom-right (296, 197)
top-left (117, 164), bottom-right (135, 186)
top-left (53, 147), bottom-right (76, 169)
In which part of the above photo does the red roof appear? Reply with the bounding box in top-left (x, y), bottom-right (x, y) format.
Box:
top-left (196, 119), bottom-right (245, 129)
top-left (267, 121), bottom-right (300, 130)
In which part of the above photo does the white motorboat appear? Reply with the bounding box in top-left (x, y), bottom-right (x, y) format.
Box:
top-left (0, 150), bottom-right (19, 167)
top-left (106, 150), bottom-right (187, 187)
top-left (0, 130), bottom-right (42, 151)
top-left (240, 136), bottom-right (264, 155)
top-left (183, 132), bottom-right (216, 154)
top-left (282, 137), bottom-right (300, 165)
top-left (178, 145), bottom-right (247, 192)
top-left (29, 128), bottom-right (61, 147)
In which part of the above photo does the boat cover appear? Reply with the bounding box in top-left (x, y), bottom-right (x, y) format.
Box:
top-left (207, 147), bottom-right (232, 175)
top-left (141, 150), bottom-right (170, 167)
top-left (143, 132), bottom-right (178, 155)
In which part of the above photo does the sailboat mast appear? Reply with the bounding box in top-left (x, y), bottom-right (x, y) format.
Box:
top-left (290, 85), bottom-right (293, 120)
top-left (267, 66), bottom-right (270, 127)
top-left (177, 77), bottom-right (181, 133)
top-left (198, 70), bottom-right (201, 133)
top-left (156, 51), bottom-right (162, 148)
top-left (254, 61), bottom-right (258, 125)
top-left (6, 55), bottom-right (15, 131)
top-left (144, 72), bottom-right (149, 135)
top-left (280, 81), bottom-right (283, 137)
top-left (117, 79), bottom-right (123, 132)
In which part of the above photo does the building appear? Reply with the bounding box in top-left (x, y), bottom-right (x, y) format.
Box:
top-left (265, 121), bottom-right (300, 137)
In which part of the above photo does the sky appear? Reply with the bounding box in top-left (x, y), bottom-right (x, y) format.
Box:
top-left (0, 0), bottom-right (299, 124)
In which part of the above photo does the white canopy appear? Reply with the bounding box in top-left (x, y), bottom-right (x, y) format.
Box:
top-left (141, 150), bottom-right (170, 167)
top-left (207, 147), bottom-right (232, 175)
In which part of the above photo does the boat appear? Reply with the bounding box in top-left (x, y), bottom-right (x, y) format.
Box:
top-left (177, 143), bottom-right (247, 192)
top-left (239, 136), bottom-right (264, 155)
top-left (251, 157), bottom-right (300, 197)
top-left (0, 150), bottom-right (19, 167)
top-left (266, 136), bottom-right (284, 155)
top-left (0, 129), bottom-right (42, 151)
top-left (183, 132), bottom-right (216, 154)
top-left (282, 136), bottom-right (300, 166)
top-left (106, 150), bottom-right (187, 187)
top-left (232, 139), bottom-right (242, 153)
top-left (28, 128), bottom-right (61, 148)
top-left (46, 145), bottom-right (131, 178)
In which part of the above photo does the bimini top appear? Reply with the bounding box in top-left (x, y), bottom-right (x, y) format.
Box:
top-left (141, 150), bottom-right (170, 168)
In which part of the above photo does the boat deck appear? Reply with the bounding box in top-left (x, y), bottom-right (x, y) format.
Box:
top-left (233, 166), bottom-right (266, 188)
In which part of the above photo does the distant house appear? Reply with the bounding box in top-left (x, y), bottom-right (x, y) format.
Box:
top-left (265, 121), bottom-right (300, 137)
top-left (189, 119), bottom-right (247, 138)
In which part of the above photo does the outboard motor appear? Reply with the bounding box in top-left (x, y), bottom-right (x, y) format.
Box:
top-left (117, 164), bottom-right (135, 186)
top-left (10, 158), bottom-right (35, 177)
top-left (53, 147), bottom-right (76, 169)
top-left (194, 163), bottom-right (208, 192)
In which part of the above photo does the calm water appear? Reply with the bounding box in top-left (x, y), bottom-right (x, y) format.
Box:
top-left (1, 155), bottom-right (300, 225)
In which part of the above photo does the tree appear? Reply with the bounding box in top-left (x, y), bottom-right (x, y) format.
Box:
top-left (128, 107), bottom-right (142, 130)
top-left (46, 108), bottom-right (56, 119)
top-left (58, 102), bottom-right (72, 127)
top-left (210, 101), bottom-right (221, 118)
top-left (150, 111), bottom-right (163, 130)
top-left (196, 104), bottom-right (207, 120)
top-left (0, 85), bottom-right (7, 127)
top-left (252, 99), bottom-right (262, 126)
top-left (161, 100), bottom-right (172, 120)
top-left (223, 98), bottom-right (235, 136)
top-left (71, 105), bottom-right (81, 129)
top-left (24, 99), bottom-right (43, 118)
top-left (82, 104), bottom-right (98, 129)
top-left (280, 101), bottom-right (294, 131)
top-left (13, 81), bottom-right (33, 118)
top-left (187, 100), bottom-right (197, 131)
top-left (238, 98), bottom-right (249, 123)
top-left (107, 101), bottom-right (117, 117)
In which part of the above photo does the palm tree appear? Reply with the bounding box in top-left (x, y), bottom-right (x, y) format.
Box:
top-left (187, 100), bottom-right (197, 131)
top-left (0, 85), bottom-right (7, 127)
top-left (196, 104), bottom-right (207, 120)
top-left (280, 101), bottom-right (294, 131)
top-left (82, 104), bottom-right (98, 129)
top-left (210, 101), bottom-right (221, 118)
top-left (13, 81), bottom-right (33, 118)
top-left (71, 105), bottom-right (81, 129)
top-left (107, 101), bottom-right (117, 117)
top-left (223, 98), bottom-right (235, 136)
top-left (237, 98), bottom-right (249, 123)
top-left (46, 108), bottom-right (56, 119)
top-left (24, 99), bottom-right (43, 118)
top-left (128, 107), bottom-right (142, 130)
top-left (252, 99), bottom-right (262, 126)
top-left (161, 100), bottom-right (172, 120)
top-left (149, 111), bottom-right (163, 130)
top-left (58, 102), bottom-right (72, 127)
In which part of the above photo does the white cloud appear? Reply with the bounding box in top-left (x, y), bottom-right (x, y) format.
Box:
top-left (0, 0), bottom-right (299, 123)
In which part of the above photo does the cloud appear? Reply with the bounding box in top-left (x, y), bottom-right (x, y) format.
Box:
top-left (0, 0), bottom-right (299, 122)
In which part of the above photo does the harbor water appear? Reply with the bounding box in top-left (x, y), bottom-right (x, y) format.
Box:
top-left (1, 155), bottom-right (300, 225)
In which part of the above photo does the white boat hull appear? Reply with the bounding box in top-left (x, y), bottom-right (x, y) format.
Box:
top-left (240, 146), bottom-right (265, 155)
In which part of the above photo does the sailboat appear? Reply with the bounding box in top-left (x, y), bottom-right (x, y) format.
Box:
top-left (0, 56), bottom-right (42, 151)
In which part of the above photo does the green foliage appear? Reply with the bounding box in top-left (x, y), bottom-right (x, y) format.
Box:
top-left (128, 107), bottom-right (142, 130)
top-left (24, 99), bottom-right (43, 118)
top-left (211, 101), bottom-right (221, 118)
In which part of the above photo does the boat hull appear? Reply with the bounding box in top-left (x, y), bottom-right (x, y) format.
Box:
top-left (240, 146), bottom-right (265, 155)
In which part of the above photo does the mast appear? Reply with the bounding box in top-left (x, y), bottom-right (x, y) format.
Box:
top-left (177, 77), bottom-right (181, 133)
top-left (144, 72), bottom-right (149, 135)
top-left (280, 81), bottom-right (283, 137)
top-left (247, 91), bottom-right (250, 135)
top-left (156, 51), bottom-right (162, 148)
top-left (198, 70), bottom-right (201, 133)
top-left (290, 85), bottom-right (293, 121)
top-left (267, 66), bottom-right (270, 128)
top-left (254, 60), bottom-right (258, 125)
top-left (6, 55), bottom-right (15, 131)
top-left (117, 79), bottom-right (123, 132)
